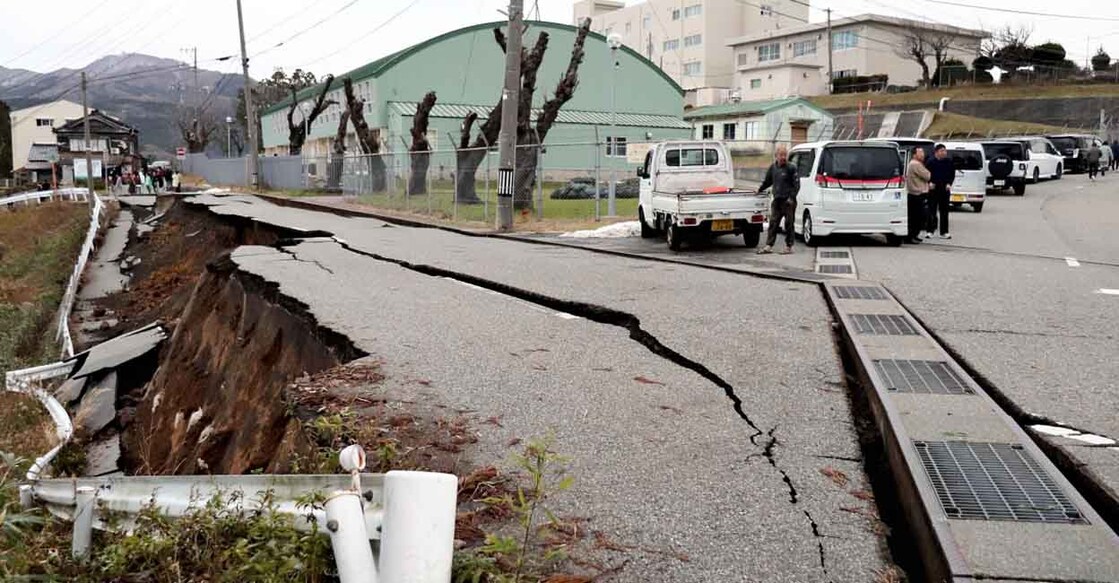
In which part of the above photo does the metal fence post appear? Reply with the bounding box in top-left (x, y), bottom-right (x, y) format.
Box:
top-left (594, 126), bottom-right (601, 222)
top-left (325, 491), bottom-right (378, 583)
top-left (72, 486), bottom-right (95, 558)
top-left (536, 143), bottom-right (544, 221)
top-left (379, 471), bottom-right (457, 583)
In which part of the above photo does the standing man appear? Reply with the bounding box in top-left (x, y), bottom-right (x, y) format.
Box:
top-left (757, 145), bottom-right (800, 255)
top-left (906, 147), bottom-right (931, 244)
top-left (1086, 141), bottom-right (1102, 181)
top-left (1110, 140), bottom-right (1119, 171)
top-left (926, 144), bottom-right (956, 240)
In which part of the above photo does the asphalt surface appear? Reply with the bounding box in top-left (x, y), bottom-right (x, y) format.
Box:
top-left (189, 196), bottom-right (890, 582)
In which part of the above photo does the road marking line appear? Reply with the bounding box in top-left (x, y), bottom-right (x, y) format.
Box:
top-left (1096, 289), bottom-right (1119, 296)
top-left (555, 312), bottom-right (579, 320)
top-left (1065, 257), bottom-right (1080, 267)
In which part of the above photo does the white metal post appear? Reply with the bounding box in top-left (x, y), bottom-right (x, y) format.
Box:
top-left (72, 486), bottom-right (96, 558)
top-left (325, 491), bottom-right (378, 583)
top-left (379, 471), bottom-right (457, 583)
top-left (607, 36), bottom-right (621, 217)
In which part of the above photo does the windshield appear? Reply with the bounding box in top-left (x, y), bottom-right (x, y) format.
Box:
top-left (819, 147), bottom-right (901, 180)
top-left (948, 150), bottom-right (984, 171)
top-left (666, 148), bottom-right (720, 167)
top-left (1049, 137), bottom-right (1077, 151)
top-left (982, 143), bottom-right (1025, 160)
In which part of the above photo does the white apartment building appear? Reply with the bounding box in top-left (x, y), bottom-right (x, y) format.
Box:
top-left (573, 0), bottom-right (809, 106)
top-left (728, 14), bottom-right (987, 100)
top-left (9, 99), bottom-right (84, 173)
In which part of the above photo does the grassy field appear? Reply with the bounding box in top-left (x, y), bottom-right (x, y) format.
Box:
top-left (922, 111), bottom-right (1069, 139)
top-left (810, 83), bottom-right (1119, 110)
top-left (0, 202), bottom-right (88, 375)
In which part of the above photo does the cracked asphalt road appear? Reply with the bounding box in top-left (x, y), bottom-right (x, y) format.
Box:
top-left (188, 195), bottom-right (890, 582)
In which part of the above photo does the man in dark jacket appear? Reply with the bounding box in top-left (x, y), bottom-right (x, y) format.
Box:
top-left (925, 144), bottom-right (956, 239)
top-left (1111, 140), bottom-right (1119, 171)
top-left (757, 145), bottom-right (800, 254)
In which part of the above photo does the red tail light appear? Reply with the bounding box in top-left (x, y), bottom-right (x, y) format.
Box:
top-left (886, 176), bottom-right (904, 188)
top-left (815, 174), bottom-right (834, 188)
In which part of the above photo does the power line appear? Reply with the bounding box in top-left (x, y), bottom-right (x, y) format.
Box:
top-left (924, 0), bottom-right (1119, 22)
top-left (2, 0), bottom-right (113, 67)
top-left (297, 0), bottom-right (426, 69)
top-left (253, 0), bottom-right (365, 58)
top-left (246, 0), bottom-right (326, 45)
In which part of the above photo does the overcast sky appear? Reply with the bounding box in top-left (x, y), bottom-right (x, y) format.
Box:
top-left (2, 0), bottom-right (1117, 80)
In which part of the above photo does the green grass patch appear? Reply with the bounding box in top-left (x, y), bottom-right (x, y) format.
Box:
top-left (0, 202), bottom-right (89, 374)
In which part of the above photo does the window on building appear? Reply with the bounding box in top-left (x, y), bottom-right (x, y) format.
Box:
top-left (760, 4), bottom-right (774, 16)
top-left (604, 26), bottom-right (613, 36)
top-left (832, 69), bottom-right (858, 79)
top-left (737, 53), bottom-right (751, 67)
top-left (683, 61), bottom-right (702, 75)
top-left (643, 15), bottom-right (650, 29)
top-left (663, 38), bottom-right (679, 51)
top-left (35, 118), bottom-right (53, 127)
top-left (758, 42), bottom-right (780, 62)
top-left (723, 123), bottom-right (737, 140)
top-left (684, 34), bottom-right (702, 47)
top-left (832, 30), bottom-right (858, 50)
top-left (625, 22), bottom-right (632, 34)
top-left (606, 136), bottom-right (628, 157)
top-left (701, 124), bottom-right (714, 139)
top-left (684, 4), bottom-right (702, 18)
top-left (744, 121), bottom-right (759, 141)
top-left (793, 39), bottom-right (817, 56)
top-left (750, 78), bottom-right (762, 89)
top-left (671, 8), bottom-right (680, 20)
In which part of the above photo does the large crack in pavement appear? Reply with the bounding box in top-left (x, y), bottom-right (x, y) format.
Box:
top-left (286, 235), bottom-right (837, 577)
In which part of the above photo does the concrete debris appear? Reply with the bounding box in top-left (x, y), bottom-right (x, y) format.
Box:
top-left (54, 377), bottom-right (86, 406)
top-left (67, 322), bottom-right (166, 380)
top-left (85, 431), bottom-right (122, 476)
top-left (73, 371), bottom-right (117, 436)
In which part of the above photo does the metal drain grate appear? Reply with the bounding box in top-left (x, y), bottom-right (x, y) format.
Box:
top-left (914, 441), bottom-right (1085, 524)
top-left (818, 264), bottom-right (853, 274)
top-left (819, 250), bottom-right (850, 259)
top-left (850, 314), bottom-right (918, 335)
top-left (834, 286), bottom-right (888, 300)
top-left (874, 359), bottom-right (973, 394)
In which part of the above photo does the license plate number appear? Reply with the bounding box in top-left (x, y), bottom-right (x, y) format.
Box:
top-left (951, 194), bottom-right (965, 202)
top-left (710, 219), bottom-right (734, 232)
top-left (851, 192), bottom-right (876, 202)
top-left (994, 180), bottom-right (1005, 186)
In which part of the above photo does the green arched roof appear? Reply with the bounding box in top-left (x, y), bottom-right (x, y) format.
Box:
top-left (261, 20), bottom-right (684, 116)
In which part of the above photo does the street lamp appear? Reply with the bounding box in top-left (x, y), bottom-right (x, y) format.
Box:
top-left (300, 102), bottom-right (312, 155)
top-left (607, 32), bottom-right (622, 217)
top-left (225, 116), bottom-right (234, 157)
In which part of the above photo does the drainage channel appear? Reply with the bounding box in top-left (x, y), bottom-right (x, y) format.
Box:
top-left (823, 281), bottom-right (1119, 582)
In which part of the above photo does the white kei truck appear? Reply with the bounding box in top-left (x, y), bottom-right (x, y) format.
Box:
top-left (635, 141), bottom-right (769, 251)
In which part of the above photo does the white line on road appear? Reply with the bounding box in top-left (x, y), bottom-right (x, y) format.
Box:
top-left (1097, 289), bottom-right (1119, 296)
top-left (555, 312), bottom-right (580, 320)
top-left (1065, 257), bottom-right (1080, 267)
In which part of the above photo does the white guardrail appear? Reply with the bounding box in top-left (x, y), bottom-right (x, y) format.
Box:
top-left (57, 190), bottom-right (103, 359)
top-left (0, 187), bottom-right (91, 208)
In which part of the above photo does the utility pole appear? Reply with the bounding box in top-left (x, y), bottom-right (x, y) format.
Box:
top-left (826, 8), bottom-right (834, 94)
top-left (496, 0), bottom-right (523, 231)
top-left (236, 0), bottom-right (259, 189)
top-left (80, 72), bottom-right (95, 211)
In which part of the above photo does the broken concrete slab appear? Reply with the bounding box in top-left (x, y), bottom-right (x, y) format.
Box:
top-left (85, 431), bottom-right (122, 476)
top-left (78, 209), bottom-right (133, 300)
top-left (67, 322), bottom-right (166, 380)
top-left (54, 377), bottom-right (86, 406)
top-left (73, 371), bottom-right (117, 435)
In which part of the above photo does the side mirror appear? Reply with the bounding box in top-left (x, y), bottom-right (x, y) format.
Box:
top-left (636, 168), bottom-right (645, 178)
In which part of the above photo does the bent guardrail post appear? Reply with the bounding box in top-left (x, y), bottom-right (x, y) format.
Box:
top-left (380, 470), bottom-right (457, 583)
top-left (72, 486), bottom-right (95, 558)
top-left (326, 490), bottom-right (379, 583)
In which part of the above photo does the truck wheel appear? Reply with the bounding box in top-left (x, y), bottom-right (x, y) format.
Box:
top-left (666, 223), bottom-right (682, 251)
top-left (972, 202), bottom-right (984, 213)
top-left (802, 211), bottom-right (821, 247)
top-left (1056, 165), bottom-right (1063, 179)
top-left (1013, 182), bottom-right (1025, 196)
top-left (1032, 168), bottom-right (1040, 183)
top-left (638, 207), bottom-right (657, 238)
top-left (743, 226), bottom-right (761, 248)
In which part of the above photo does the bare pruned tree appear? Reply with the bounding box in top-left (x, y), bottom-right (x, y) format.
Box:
top-left (176, 106), bottom-right (218, 153)
top-left (327, 108), bottom-right (350, 190)
top-left (287, 74), bottom-right (336, 155)
top-left (342, 77), bottom-right (386, 192)
top-left (897, 26), bottom-right (958, 87)
top-left (408, 91), bottom-right (437, 195)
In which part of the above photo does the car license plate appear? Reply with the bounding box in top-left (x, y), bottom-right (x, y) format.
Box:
top-left (994, 179), bottom-right (1005, 186)
top-left (951, 194), bottom-right (965, 202)
top-left (851, 192), bottom-right (876, 202)
top-left (710, 219), bottom-right (734, 232)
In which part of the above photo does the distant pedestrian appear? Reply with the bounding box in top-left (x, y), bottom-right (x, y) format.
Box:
top-left (171, 170), bottom-right (181, 193)
top-left (905, 147), bottom-right (931, 244)
top-left (1111, 140), bottom-right (1119, 171)
top-left (925, 144), bottom-right (956, 240)
top-left (1086, 142), bottom-right (1102, 180)
top-left (757, 145), bottom-right (800, 255)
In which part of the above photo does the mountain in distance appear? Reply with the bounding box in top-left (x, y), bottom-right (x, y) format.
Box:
top-left (0, 53), bottom-right (244, 159)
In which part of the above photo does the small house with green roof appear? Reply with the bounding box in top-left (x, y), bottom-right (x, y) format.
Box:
top-left (259, 20), bottom-right (690, 174)
top-left (683, 97), bottom-right (834, 150)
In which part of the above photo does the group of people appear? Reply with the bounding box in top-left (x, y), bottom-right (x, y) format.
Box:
top-left (107, 166), bottom-right (181, 195)
top-left (905, 144), bottom-right (957, 244)
top-left (1087, 141), bottom-right (1119, 180)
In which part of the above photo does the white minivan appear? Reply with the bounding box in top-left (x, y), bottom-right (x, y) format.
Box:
top-left (940, 142), bottom-right (987, 213)
top-left (787, 141), bottom-right (908, 246)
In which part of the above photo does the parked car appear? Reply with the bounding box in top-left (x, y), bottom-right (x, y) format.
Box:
top-left (637, 141), bottom-right (768, 250)
top-left (786, 140), bottom-right (907, 246)
top-left (550, 177), bottom-right (639, 200)
top-left (940, 141), bottom-right (987, 212)
top-left (980, 141), bottom-right (1028, 196)
top-left (868, 137), bottom-right (935, 167)
top-left (1046, 134), bottom-right (1101, 174)
top-left (1008, 136), bottom-right (1063, 182)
